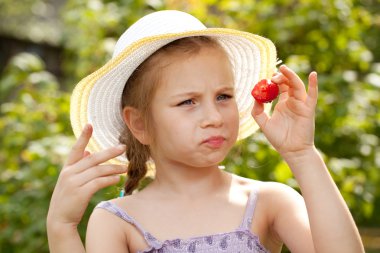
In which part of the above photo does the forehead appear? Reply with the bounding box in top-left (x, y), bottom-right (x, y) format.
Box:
top-left (156, 46), bottom-right (234, 93)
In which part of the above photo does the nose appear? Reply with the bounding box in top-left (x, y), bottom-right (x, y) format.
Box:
top-left (200, 101), bottom-right (223, 128)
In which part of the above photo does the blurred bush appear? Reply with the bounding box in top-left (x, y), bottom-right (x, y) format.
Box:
top-left (0, 52), bottom-right (72, 251)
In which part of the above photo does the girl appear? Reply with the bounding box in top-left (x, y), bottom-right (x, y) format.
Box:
top-left (47, 10), bottom-right (364, 253)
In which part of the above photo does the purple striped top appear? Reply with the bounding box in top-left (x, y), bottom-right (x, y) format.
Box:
top-left (96, 185), bottom-right (269, 253)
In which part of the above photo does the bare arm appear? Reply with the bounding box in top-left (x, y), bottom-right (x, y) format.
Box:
top-left (85, 208), bottom-right (130, 253)
top-left (252, 65), bottom-right (364, 252)
top-left (285, 147), bottom-right (363, 252)
top-left (47, 124), bottom-right (127, 252)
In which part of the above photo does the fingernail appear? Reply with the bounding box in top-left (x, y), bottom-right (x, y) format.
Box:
top-left (84, 124), bottom-right (92, 131)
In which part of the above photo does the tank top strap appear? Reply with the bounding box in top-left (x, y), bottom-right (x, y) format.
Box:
top-left (240, 183), bottom-right (260, 230)
top-left (95, 201), bottom-right (162, 248)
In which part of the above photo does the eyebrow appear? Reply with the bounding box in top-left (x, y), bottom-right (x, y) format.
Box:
top-left (218, 86), bottom-right (235, 93)
top-left (170, 85), bottom-right (235, 98)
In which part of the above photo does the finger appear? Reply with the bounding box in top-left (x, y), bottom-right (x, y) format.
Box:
top-left (277, 83), bottom-right (289, 102)
top-left (252, 100), bottom-right (269, 129)
top-left (271, 72), bottom-right (289, 102)
top-left (82, 174), bottom-right (122, 196)
top-left (71, 144), bottom-right (126, 174)
top-left (271, 72), bottom-right (288, 85)
top-left (279, 65), bottom-right (307, 100)
top-left (306, 71), bottom-right (318, 108)
top-left (65, 124), bottom-right (93, 167)
top-left (77, 164), bottom-right (127, 187)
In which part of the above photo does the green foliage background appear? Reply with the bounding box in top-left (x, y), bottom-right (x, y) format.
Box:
top-left (0, 0), bottom-right (379, 252)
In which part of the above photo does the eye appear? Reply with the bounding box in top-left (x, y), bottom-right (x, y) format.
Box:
top-left (217, 94), bottom-right (233, 101)
top-left (177, 99), bottom-right (195, 106)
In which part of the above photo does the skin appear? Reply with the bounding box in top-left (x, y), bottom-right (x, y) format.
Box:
top-left (46, 124), bottom-right (127, 253)
top-left (47, 47), bottom-right (364, 253)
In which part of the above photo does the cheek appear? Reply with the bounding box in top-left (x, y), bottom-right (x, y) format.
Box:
top-left (147, 111), bottom-right (162, 144)
top-left (229, 104), bottom-right (240, 136)
top-left (228, 102), bottom-right (239, 121)
top-left (151, 111), bottom-right (186, 141)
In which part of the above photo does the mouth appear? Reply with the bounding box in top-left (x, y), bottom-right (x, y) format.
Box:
top-left (202, 136), bottom-right (225, 148)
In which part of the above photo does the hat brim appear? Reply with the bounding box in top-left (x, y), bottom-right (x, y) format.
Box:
top-left (70, 28), bottom-right (277, 164)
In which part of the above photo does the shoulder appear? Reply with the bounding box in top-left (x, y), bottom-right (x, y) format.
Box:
top-left (231, 173), bottom-right (302, 203)
top-left (257, 181), bottom-right (307, 225)
top-left (259, 181), bottom-right (303, 203)
top-left (252, 180), bottom-right (313, 250)
top-left (231, 174), bottom-right (307, 226)
top-left (90, 195), bottom-right (143, 225)
top-left (233, 175), bottom-right (302, 201)
top-left (86, 198), bottom-right (132, 252)
top-left (88, 200), bottom-right (126, 232)
top-left (230, 175), bottom-right (311, 247)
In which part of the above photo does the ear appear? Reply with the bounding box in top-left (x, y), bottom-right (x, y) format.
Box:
top-left (122, 107), bottom-right (151, 145)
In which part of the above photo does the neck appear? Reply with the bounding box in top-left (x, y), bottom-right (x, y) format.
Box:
top-left (150, 161), bottom-right (230, 198)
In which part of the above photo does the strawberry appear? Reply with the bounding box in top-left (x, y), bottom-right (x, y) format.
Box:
top-left (251, 79), bottom-right (279, 103)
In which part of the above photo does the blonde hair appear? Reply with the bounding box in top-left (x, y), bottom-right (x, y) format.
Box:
top-left (119, 36), bottom-right (226, 195)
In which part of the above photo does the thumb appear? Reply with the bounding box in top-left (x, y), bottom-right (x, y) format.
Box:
top-left (251, 100), bottom-right (269, 129)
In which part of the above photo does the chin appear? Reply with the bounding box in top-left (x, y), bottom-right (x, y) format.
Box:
top-left (198, 155), bottom-right (228, 168)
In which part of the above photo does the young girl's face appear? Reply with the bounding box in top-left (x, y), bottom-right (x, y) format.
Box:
top-left (148, 46), bottom-right (239, 168)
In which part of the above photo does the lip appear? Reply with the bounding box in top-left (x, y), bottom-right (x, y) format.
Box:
top-left (202, 136), bottom-right (225, 149)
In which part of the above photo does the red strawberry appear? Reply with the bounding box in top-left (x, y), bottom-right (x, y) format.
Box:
top-left (251, 79), bottom-right (279, 103)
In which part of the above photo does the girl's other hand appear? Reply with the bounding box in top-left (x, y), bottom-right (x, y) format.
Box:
top-left (47, 124), bottom-right (127, 230)
top-left (251, 65), bottom-right (318, 160)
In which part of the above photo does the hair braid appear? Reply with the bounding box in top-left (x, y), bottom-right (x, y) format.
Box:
top-left (119, 127), bottom-right (150, 195)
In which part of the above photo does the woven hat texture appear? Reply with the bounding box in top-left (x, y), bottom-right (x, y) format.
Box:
top-left (70, 10), bottom-right (277, 163)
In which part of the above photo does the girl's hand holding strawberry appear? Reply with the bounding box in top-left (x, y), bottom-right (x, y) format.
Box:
top-left (252, 65), bottom-right (364, 253)
top-left (252, 65), bottom-right (318, 163)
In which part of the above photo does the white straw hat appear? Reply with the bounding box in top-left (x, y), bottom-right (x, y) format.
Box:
top-left (70, 10), bottom-right (277, 164)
